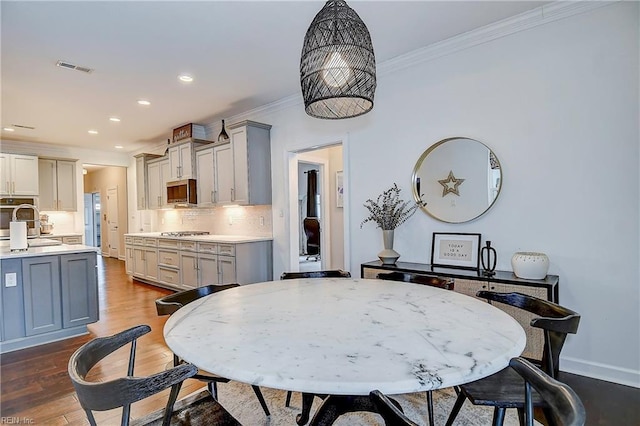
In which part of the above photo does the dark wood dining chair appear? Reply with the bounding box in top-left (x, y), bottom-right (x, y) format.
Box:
top-left (509, 357), bottom-right (586, 426)
top-left (280, 269), bottom-right (351, 425)
top-left (376, 271), bottom-right (454, 290)
top-left (67, 324), bottom-right (241, 426)
top-left (376, 271), bottom-right (454, 426)
top-left (155, 284), bottom-right (271, 417)
top-left (445, 291), bottom-right (581, 426)
top-left (307, 391), bottom-right (418, 426)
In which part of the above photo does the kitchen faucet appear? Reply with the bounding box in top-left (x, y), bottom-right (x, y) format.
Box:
top-left (12, 204), bottom-right (41, 239)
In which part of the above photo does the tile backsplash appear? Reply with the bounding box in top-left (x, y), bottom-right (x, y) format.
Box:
top-left (156, 205), bottom-right (273, 237)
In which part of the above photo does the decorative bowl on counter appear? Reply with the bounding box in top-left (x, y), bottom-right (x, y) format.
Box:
top-left (511, 252), bottom-right (549, 279)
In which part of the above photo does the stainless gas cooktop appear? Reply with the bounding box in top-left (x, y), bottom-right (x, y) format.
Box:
top-left (160, 231), bottom-right (210, 237)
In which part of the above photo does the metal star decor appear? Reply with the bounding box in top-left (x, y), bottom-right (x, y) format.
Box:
top-left (438, 171), bottom-right (465, 197)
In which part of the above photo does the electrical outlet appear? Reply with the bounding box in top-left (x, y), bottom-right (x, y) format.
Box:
top-left (260, 216), bottom-right (264, 226)
top-left (5, 272), bottom-right (17, 287)
top-left (228, 215), bottom-right (233, 225)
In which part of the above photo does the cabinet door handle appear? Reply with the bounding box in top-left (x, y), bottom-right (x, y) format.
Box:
top-left (231, 188), bottom-right (234, 201)
top-left (211, 190), bottom-right (214, 203)
top-left (6, 181), bottom-right (9, 193)
top-left (158, 195), bottom-right (161, 206)
top-left (12, 181), bottom-right (15, 194)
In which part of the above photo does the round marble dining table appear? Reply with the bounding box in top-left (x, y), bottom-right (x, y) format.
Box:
top-left (163, 278), bottom-right (525, 397)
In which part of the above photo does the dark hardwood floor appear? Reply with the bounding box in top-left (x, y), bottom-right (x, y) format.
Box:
top-left (0, 256), bottom-right (638, 425)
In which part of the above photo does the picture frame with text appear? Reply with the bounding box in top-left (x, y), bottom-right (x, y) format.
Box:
top-left (431, 232), bottom-right (482, 270)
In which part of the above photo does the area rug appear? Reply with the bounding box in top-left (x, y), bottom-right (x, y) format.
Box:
top-left (136, 381), bottom-right (523, 425)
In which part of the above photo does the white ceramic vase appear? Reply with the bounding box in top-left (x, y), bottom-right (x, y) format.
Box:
top-left (511, 252), bottom-right (549, 279)
top-left (378, 230), bottom-right (400, 265)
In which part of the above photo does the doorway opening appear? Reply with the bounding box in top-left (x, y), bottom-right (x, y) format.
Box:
top-left (290, 143), bottom-right (345, 273)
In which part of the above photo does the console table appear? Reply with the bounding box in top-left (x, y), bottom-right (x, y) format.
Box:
top-left (361, 260), bottom-right (559, 361)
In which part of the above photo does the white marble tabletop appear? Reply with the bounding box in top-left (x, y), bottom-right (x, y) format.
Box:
top-left (163, 278), bottom-right (525, 396)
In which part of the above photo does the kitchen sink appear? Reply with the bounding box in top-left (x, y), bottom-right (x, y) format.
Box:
top-left (28, 238), bottom-right (63, 247)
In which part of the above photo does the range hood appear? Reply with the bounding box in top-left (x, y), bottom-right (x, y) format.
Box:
top-left (167, 179), bottom-right (197, 207)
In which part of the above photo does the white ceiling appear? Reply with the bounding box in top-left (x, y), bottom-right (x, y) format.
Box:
top-left (1, 1), bottom-right (548, 153)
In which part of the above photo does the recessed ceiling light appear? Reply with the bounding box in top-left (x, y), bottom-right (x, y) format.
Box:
top-left (109, 117), bottom-right (121, 122)
top-left (179, 74), bottom-right (193, 82)
top-left (137, 100), bottom-right (151, 106)
top-left (88, 130), bottom-right (98, 134)
top-left (3, 127), bottom-right (15, 132)
top-left (115, 145), bottom-right (124, 149)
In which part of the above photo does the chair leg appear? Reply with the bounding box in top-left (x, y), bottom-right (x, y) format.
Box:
top-left (207, 381), bottom-right (218, 400)
top-left (285, 390), bottom-right (293, 407)
top-left (492, 407), bottom-right (506, 426)
top-left (426, 391), bottom-right (435, 426)
top-left (445, 391), bottom-right (467, 426)
top-left (162, 381), bottom-right (183, 426)
top-left (252, 385), bottom-right (271, 416)
top-left (517, 407), bottom-right (526, 426)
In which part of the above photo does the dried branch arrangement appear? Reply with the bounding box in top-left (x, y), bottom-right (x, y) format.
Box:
top-left (361, 183), bottom-right (425, 230)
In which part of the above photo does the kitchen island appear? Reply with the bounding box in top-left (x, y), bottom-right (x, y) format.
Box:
top-left (124, 233), bottom-right (273, 290)
top-left (0, 243), bottom-right (99, 353)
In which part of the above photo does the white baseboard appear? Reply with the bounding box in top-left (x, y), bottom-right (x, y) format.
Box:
top-left (561, 356), bottom-right (640, 388)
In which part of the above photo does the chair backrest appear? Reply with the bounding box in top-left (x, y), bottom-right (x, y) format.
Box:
top-left (156, 283), bottom-right (240, 316)
top-left (280, 270), bottom-right (351, 280)
top-left (68, 324), bottom-right (197, 426)
top-left (370, 390), bottom-right (419, 426)
top-left (476, 291), bottom-right (580, 378)
top-left (303, 218), bottom-right (320, 245)
top-left (509, 357), bottom-right (586, 426)
top-left (376, 271), bottom-right (454, 290)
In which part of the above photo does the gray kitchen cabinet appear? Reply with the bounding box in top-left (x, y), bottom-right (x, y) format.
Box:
top-left (195, 146), bottom-right (216, 206)
top-left (168, 140), bottom-right (210, 180)
top-left (1, 259), bottom-right (25, 341)
top-left (134, 153), bottom-right (162, 210)
top-left (214, 121), bottom-right (271, 205)
top-left (132, 237), bottom-right (159, 282)
top-left (60, 253), bottom-right (98, 328)
top-left (0, 153), bottom-right (39, 196)
top-left (0, 250), bottom-right (99, 353)
top-left (147, 157), bottom-right (171, 209)
top-left (23, 255), bottom-right (62, 336)
top-left (38, 158), bottom-right (77, 211)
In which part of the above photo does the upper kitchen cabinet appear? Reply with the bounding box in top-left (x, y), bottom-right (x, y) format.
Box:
top-left (216, 121), bottom-right (271, 205)
top-left (147, 157), bottom-right (171, 209)
top-left (134, 153), bottom-right (162, 210)
top-left (0, 153), bottom-right (39, 196)
top-left (168, 139), bottom-right (210, 181)
top-left (195, 146), bottom-right (215, 207)
top-left (38, 158), bottom-right (77, 211)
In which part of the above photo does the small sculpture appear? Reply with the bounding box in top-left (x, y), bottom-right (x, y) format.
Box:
top-left (481, 240), bottom-right (497, 276)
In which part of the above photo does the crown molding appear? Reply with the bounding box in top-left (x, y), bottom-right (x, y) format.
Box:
top-left (378, 1), bottom-right (615, 76)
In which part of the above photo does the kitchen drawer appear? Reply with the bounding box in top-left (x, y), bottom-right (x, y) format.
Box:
top-left (158, 238), bottom-right (179, 249)
top-left (198, 242), bottom-right (217, 253)
top-left (217, 244), bottom-right (235, 256)
top-left (144, 238), bottom-right (157, 247)
top-left (158, 249), bottom-right (180, 267)
top-left (132, 237), bottom-right (145, 245)
top-left (180, 240), bottom-right (198, 251)
top-left (158, 267), bottom-right (180, 286)
top-left (63, 236), bottom-right (82, 244)
top-left (125, 236), bottom-right (134, 244)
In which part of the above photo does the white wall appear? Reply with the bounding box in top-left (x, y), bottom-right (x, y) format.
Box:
top-left (224, 2), bottom-right (639, 386)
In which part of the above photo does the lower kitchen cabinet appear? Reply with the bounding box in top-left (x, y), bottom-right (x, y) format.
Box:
top-left (361, 260), bottom-right (559, 362)
top-left (124, 234), bottom-right (272, 290)
top-left (1, 250), bottom-right (99, 353)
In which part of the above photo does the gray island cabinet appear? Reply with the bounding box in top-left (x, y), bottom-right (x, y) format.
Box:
top-left (0, 246), bottom-right (99, 353)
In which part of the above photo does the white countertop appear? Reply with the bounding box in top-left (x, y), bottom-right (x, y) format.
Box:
top-left (0, 242), bottom-right (99, 259)
top-left (125, 232), bottom-right (272, 244)
top-left (164, 278), bottom-right (526, 396)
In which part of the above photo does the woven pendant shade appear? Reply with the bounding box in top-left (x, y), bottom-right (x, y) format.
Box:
top-left (300, 0), bottom-right (376, 119)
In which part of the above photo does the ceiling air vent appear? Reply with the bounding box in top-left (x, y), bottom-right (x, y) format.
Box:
top-left (56, 60), bottom-right (93, 74)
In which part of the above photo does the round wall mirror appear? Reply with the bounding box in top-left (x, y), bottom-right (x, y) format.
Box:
top-left (412, 137), bottom-right (502, 223)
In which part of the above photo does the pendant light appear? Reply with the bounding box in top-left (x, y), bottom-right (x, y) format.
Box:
top-left (300, 0), bottom-right (376, 119)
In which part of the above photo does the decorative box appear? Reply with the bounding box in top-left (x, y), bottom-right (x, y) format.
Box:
top-left (172, 123), bottom-right (206, 143)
